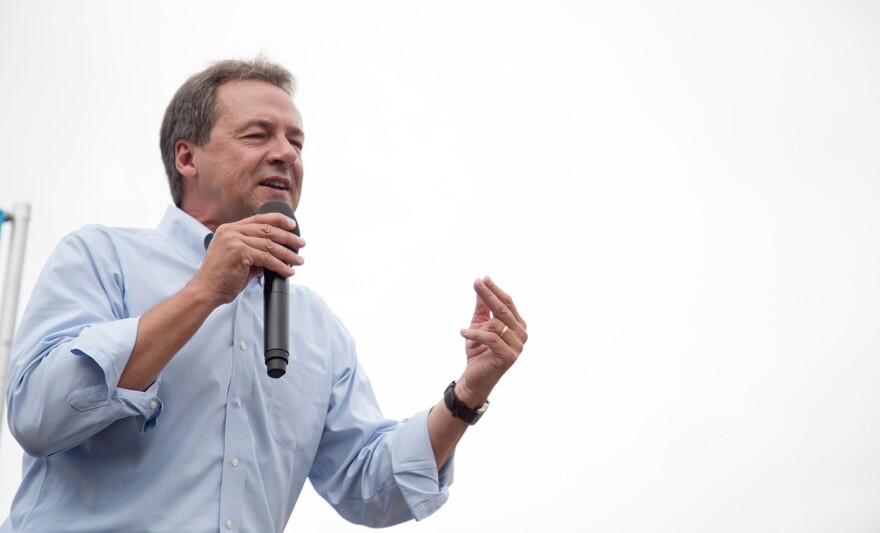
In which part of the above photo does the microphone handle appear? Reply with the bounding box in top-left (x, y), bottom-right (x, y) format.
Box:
top-left (257, 200), bottom-right (299, 379)
top-left (264, 270), bottom-right (289, 378)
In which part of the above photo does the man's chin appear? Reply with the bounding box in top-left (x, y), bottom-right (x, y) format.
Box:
top-left (251, 195), bottom-right (293, 215)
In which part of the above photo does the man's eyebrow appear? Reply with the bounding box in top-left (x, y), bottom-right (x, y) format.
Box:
top-left (238, 119), bottom-right (305, 140)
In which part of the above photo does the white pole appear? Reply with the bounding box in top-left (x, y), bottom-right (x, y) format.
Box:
top-left (0, 202), bottom-right (31, 432)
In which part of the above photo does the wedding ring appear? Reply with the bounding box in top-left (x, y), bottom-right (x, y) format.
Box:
top-left (499, 325), bottom-right (509, 338)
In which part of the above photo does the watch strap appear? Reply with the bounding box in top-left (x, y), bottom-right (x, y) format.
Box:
top-left (444, 381), bottom-right (489, 425)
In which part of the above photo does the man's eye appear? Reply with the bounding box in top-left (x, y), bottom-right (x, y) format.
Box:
top-left (289, 139), bottom-right (303, 149)
top-left (245, 132), bottom-right (266, 140)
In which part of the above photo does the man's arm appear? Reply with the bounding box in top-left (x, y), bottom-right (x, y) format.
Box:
top-left (6, 213), bottom-right (304, 456)
top-left (118, 212), bottom-right (304, 391)
top-left (427, 276), bottom-right (528, 469)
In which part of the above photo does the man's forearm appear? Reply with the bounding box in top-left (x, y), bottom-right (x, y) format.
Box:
top-left (427, 381), bottom-right (489, 469)
top-left (117, 281), bottom-right (218, 391)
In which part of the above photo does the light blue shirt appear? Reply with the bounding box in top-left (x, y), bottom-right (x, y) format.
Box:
top-left (2, 206), bottom-right (451, 532)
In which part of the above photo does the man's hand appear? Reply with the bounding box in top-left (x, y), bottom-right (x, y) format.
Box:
top-left (455, 276), bottom-right (528, 408)
top-left (190, 212), bottom-right (305, 306)
top-left (427, 276), bottom-right (527, 468)
top-left (118, 212), bottom-right (304, 392)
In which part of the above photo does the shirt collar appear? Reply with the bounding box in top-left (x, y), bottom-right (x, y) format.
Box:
top-left (156, 205), bottom-right (214, 266)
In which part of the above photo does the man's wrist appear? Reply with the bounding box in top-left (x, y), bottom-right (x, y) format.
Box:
top-left (444, 381), bottom-right (489, 425)
top-left (182, 276), bottom-right (226, 311)
top-left (451, 379), bottom-right (489, 409)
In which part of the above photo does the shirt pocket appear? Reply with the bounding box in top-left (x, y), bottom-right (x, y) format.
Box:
top-left (268, 358), bottom-right (327, 455)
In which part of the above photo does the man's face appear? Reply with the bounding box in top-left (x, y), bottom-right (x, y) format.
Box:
top-left (180, 79), bottom-right (304, 230)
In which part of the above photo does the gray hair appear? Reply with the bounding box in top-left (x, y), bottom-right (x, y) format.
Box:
top-left (159, 57), bottom-right (296, 206)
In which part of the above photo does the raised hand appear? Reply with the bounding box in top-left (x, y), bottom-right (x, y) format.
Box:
top-left (456, 276), bottom-right (528, 407)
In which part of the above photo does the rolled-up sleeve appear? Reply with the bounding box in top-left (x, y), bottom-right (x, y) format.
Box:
top-left (391, 409), bottom-right (454, 520)
top-left (307, 310), bottom-right (453, 527)
top-left (5, 228), bottom-right (164, 457)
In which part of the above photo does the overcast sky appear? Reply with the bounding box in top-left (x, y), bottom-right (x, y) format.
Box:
top-left (1, 1), bottom-right (880, 531)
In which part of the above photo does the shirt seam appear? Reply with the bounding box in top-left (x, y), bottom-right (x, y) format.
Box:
top-left (18, 457), bottom-right (48, 530)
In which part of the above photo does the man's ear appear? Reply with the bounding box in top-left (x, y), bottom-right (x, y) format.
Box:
top-left (175, 140), bottom-right (198, 179)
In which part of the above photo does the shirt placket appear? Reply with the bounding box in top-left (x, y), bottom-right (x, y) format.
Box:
top-left (218, 280), bottom-right (259, 531)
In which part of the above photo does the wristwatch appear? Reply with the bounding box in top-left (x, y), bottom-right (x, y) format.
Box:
top-left (444, 381), bottom-right (490, 425)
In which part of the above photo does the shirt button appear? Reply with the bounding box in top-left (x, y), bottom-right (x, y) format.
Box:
top-left (235, 399), bottom-right (242, 409)
top-left (231, 457), bottom-right (240, 467)
top-left (150, 401), bottom-right (158, 410)
top-left (225, 519), bottom-right (233, 529)
top-left (239, 341), bottom-right (247, 351)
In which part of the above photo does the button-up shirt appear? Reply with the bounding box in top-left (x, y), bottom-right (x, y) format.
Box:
top-left (2, 206), bottom-right (451, 532)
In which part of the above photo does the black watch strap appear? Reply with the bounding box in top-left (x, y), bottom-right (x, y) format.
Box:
top-left (444, 381), bottom-right (489, 425)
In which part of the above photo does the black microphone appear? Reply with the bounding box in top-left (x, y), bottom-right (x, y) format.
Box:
top-left (257, 201), bottom-right (300, 378)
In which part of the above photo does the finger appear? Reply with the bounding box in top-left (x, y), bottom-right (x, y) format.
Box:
top-left (217, 219), bottom-right (305, 263)
top-left (239, 215), bottom-right (306, 251)
top-left (470, 291), bottom-right (491, 325)
top-left (210, 229), bottom-right (299, 277)
top-left (239, 234), bottom-right (303, 267)
top-left (235, 240), bottom-right (297, 277)
top-left (490, 320), bottom-right (525, 352)
top-left (460, 327), bottom-right (520, 358)
top-left (258, 253), bottom-right (298, 278)
top-left (482, 276), bottom-right (527, 329)
top-left (464, 337), bottom-right (490, 357)
top-left (248, 212), bottom-right (298, 233)
top-left (474, 279), bottom-right (526, 340)
top-left (215, 216), bottom-right (306, 254)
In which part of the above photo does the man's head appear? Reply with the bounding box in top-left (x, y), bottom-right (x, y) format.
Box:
top-left (160, 58), bottom-right (304, 229)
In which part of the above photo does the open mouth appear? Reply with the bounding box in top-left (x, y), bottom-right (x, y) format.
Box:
top-left (260, 178), bottom-right (290, 191)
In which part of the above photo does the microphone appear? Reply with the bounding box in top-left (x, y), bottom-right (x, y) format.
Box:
top-left (257, 201), bottom-right (300, 378)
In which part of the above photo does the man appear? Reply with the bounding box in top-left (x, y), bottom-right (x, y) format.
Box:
top-left (1, 58), bottom-right (527, 532)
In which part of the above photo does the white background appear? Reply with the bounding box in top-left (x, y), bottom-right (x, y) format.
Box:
top-left (1, 1), bottom-right (879, 531)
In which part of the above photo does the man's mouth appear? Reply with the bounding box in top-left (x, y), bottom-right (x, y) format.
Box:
top-left (259, 178), bottom-right (290, 191)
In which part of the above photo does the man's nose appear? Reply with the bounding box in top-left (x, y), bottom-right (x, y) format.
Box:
top-left (268, 134), bottom-right (298, 167)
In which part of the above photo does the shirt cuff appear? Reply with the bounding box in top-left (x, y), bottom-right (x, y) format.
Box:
top-left (69, 317), bottom-right (140, 390)
top-left (392, 409), bottom-right (454, 521)
top-left (114, 381), bottom-right (163, 433)
top-left (69, 316), bottom-right (163, 432)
